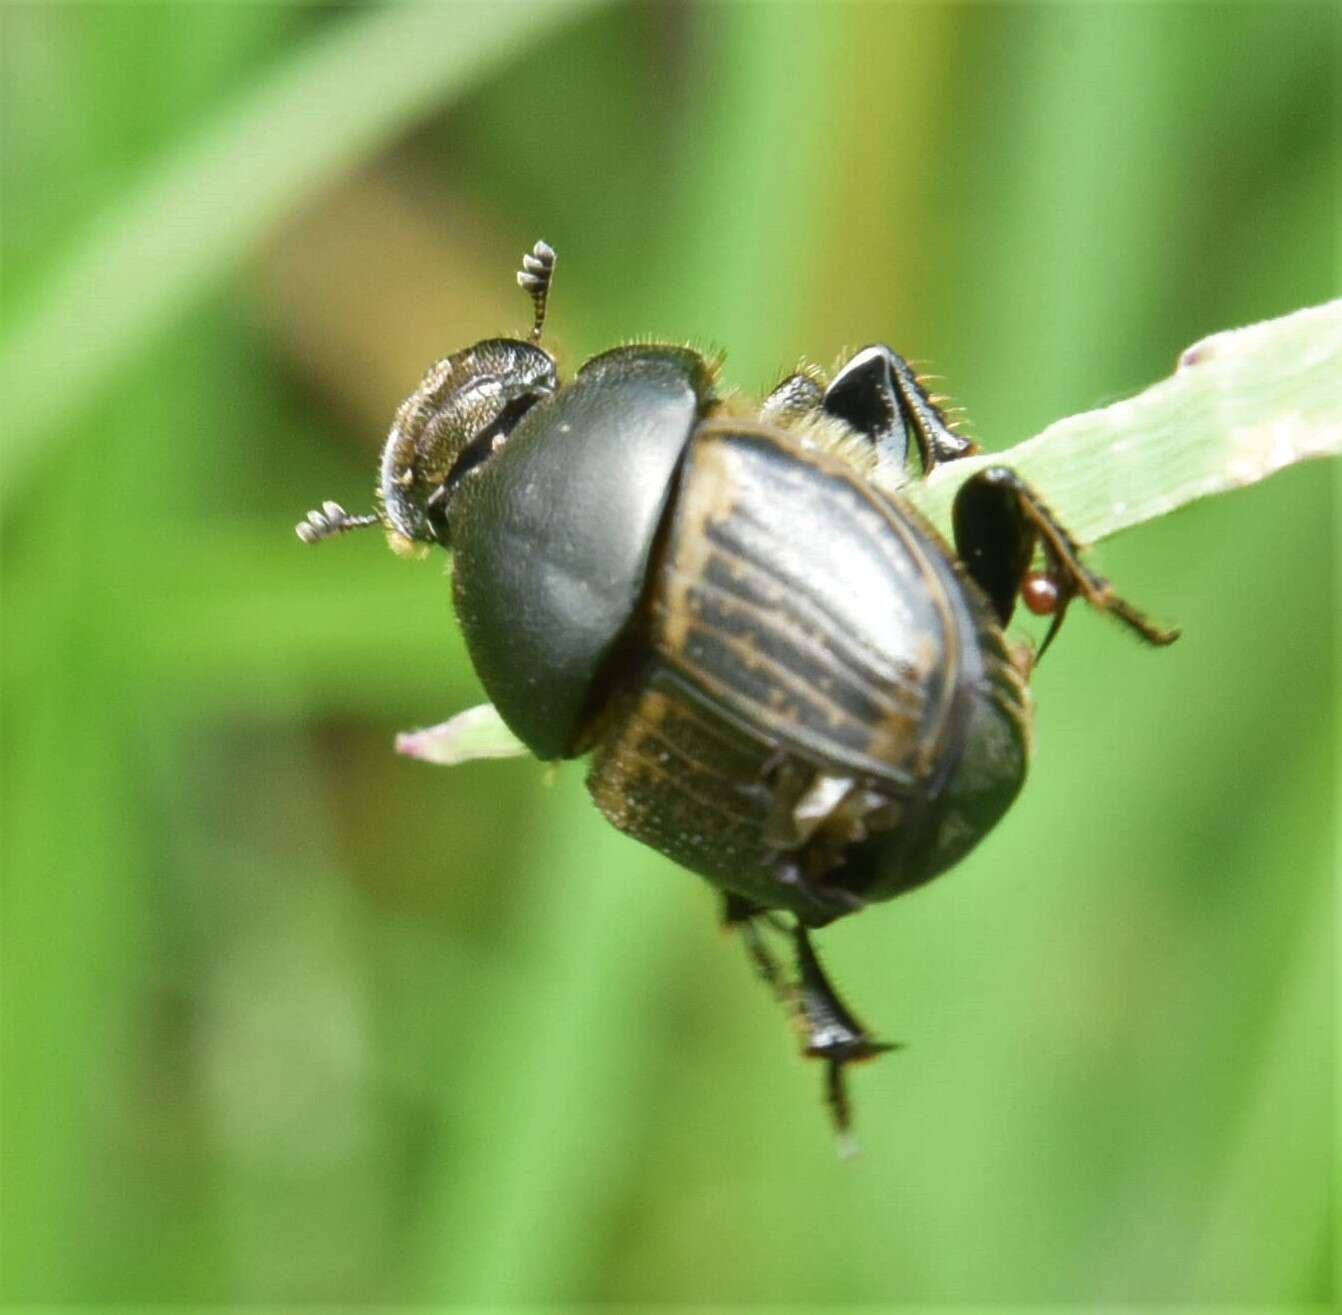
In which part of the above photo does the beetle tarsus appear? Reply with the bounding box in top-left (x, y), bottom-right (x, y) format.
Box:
top-left (826, 1059), bottom-right (855, 1140)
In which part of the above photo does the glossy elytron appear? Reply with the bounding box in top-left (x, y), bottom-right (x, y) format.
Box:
top-left (297, 241), bottom-right (1177, 1140)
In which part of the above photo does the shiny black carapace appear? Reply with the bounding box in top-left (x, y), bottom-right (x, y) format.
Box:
top-left (298, 241), bottom-right (1177, 1141)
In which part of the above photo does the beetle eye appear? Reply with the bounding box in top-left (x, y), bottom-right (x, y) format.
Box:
top-left (422, 391), bottom-right (546, 545)
top-left (443, 393), bottom-right (540, 489)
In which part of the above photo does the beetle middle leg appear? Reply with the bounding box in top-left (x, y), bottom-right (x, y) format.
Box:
top-left (953, 466), bottom-right (1181, 657)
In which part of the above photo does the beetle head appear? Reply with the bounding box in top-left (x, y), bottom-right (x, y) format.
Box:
top-left (296, 240), bottom-right (560, 553)
top-left (377, 339), bottom-right (556, 550)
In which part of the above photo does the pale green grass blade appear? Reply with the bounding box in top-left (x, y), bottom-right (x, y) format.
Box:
top-left (905, 300), bottom-right (1342, 542)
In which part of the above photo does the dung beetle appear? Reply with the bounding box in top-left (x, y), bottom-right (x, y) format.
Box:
top-left (298, 240), bottom-right (1178, 1141)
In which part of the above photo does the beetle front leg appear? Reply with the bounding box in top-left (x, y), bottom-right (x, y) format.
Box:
top-left (763, 346), bottom-right (973, 473)
top-left (953, 466), bottom-right (1180, 657)
top-left (823, 345), bottom-right (976, 473)
top-left (761, 369), bottom-right (824, 426)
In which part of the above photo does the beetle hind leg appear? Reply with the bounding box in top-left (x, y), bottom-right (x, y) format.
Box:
top-left (793, 925), bottom-right (899, 1145)
top-left (953, 465), bottom-right (1180, 658)
top-left (724, 895), bottom-right (897, 1145)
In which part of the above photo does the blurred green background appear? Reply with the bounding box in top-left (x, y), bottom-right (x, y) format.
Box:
top-left (2, 1), bottom-right (1335, 1308)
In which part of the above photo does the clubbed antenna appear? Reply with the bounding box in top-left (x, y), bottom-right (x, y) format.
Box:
top-left (295, 500), bottom-right (381, 545)
top-left (516, 239), bottom-right (556, 344)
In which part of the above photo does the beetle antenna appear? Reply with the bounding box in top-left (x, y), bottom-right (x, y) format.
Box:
top-left (517, 239), bottom-right (556, 344)
top-left (295, 500), bottom-right (382, 544)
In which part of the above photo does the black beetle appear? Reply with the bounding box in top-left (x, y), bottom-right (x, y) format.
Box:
top-left (298, 240), bottom-right (1177, 1139)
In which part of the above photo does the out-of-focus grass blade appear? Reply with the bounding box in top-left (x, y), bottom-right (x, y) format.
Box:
top-left (0, 0), bottom-right (604, 504)
top-left (905, 299), bottom-right (1342, 542)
